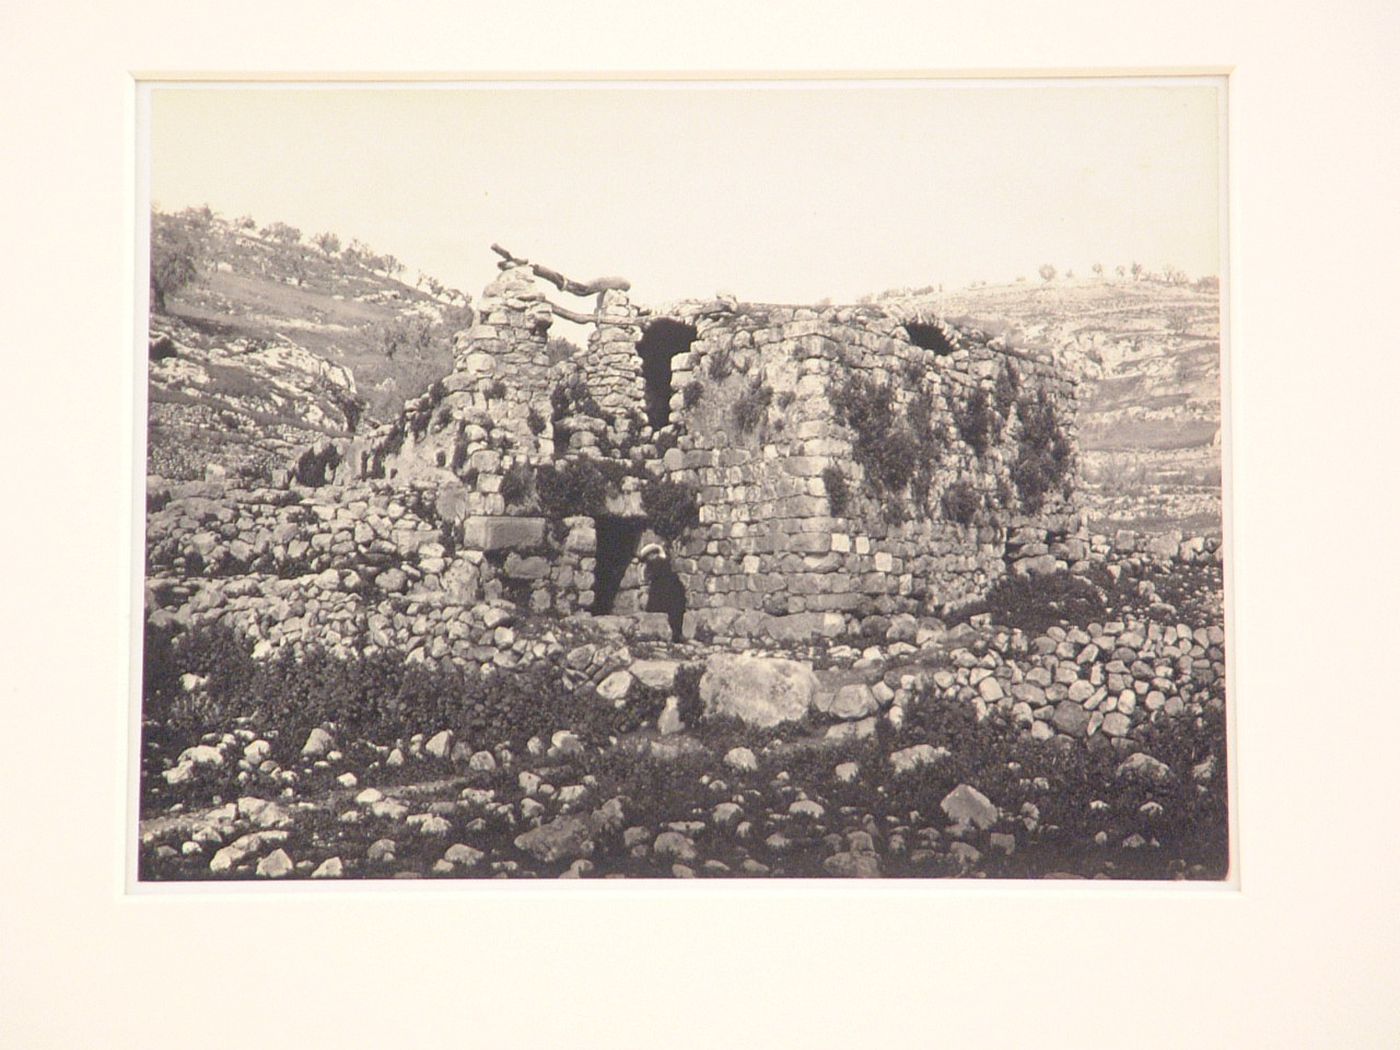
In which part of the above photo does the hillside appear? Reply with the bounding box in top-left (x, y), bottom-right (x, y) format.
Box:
top-left (146, 208), bottom-right (469, 480)
top-left (926, 278), bottom-right (1224, 536)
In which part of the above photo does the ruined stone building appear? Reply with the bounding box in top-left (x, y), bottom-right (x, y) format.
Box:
top-left (351, 247), bottom-right (1082, 642)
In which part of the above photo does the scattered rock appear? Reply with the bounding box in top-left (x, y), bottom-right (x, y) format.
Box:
top-left (596, 670), bottom-right (635, 703)
top-left (514, 816), bottom-right (594, 864)
top-left (941, 784), bottom-right (998, 830)
top-left (818, 683), bottom-right (879, 720)
top-left (311, 857), bottom-right (343, 878)
top-left (443, 843), bottom-right (485, 869)
top-left (301, 727), bottom-right (333, 758)
top-left (823, 851), bottom-right (881, 877)
top-left (653, 831), bottom-right (698, 861)
top-left (255, 848), bottom-right (294, 878)
top-left (425, 730), bottom-right (455, 760)
top-left (724, 747), bottom-right (758, 773)
top-left (1116, 753), bottom-right (1173, 785)
top-left (889, 744), bottom-right (950, 775)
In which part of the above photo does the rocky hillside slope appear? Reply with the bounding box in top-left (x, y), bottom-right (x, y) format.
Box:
top-left (925, 278), bottom-right (1224, 536)
top-left (146, 208), bottom-right (471, 480)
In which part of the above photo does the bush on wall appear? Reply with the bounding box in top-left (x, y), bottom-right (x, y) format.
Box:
top-left (641, 476), bottom-right (700, 540)
top-left (1011, 387), bottom-right (1074, 512)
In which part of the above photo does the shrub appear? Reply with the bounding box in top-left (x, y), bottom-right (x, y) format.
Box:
top-left (550, 374), bottom-right (601, 422)
top-left (312, 231), bottom-right (341, 255)
top-left (331, 391), bottom-right (364, 435)
top-left (450, 433), bottom-right (470, 473)
top-left (526, 407), bottom-right (546, 435)
top-left (499, 462), bottom-right (535, 507)
top-left (707, 346), bottom-right (735, 381)
top-left (948, 570), bottom-right (1106, 635)
top-left (378, 315), bottom-right (435, 361)
top-left (731, 378), bottom-right (773, 435)
top-left (942, 479), bottom-right (981, 525)
top-left (484, 379), bottom-right (507, 400)
top-left (535, 460), bottom-right (611, 519)
top-left (822, 465), bottom-right (851, 515)
top-left (1011, 388), bottom-right (1074, 512)
top-left (681, 381), bottom-right (704, 410)
top-left (829, 372), bottom-right (923, 503)
top-left (547, 336), bottom-right (582, 366)
top-left (294, 444), bottom-right (341, 488)
top-left (641, 477), bottom-right (700, 540)
top-left (993, 363), bottom-right (1021, 421)
top-left (953, 386), bottom-right (994, 455)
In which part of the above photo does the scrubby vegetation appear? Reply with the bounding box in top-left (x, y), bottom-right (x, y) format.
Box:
top-left (1011, 387), bottom-right (1075, 512)
top-left (293, 444), bottom-right (341, 488)
top-left (641, 476), bottom-right (700, 540)
top-left (731, 377), bottom-right (773, 435)
top-left (941, 479), bottom-right (982, 525)
top-left (952, 385), bottom-right (994, 455)
top-left (948, 570), bottom-right (1107, 636)
top-left (822, 464), bottom-right (851, 516)
top-left (535, 459), bottom-right (612, 520)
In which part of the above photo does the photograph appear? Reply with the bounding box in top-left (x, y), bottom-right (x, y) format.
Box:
top-left (135, 77), bottom-right (1231, 883)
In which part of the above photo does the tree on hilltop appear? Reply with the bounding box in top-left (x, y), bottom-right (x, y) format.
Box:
top-left (149, 209), bottom-right (203, 314)
top-left (312, 231), bottom-right (341, 255)
top-left (263, 222), bottom-right (302, 245)
top-left (1039, 263), bottom-right (1057, 283)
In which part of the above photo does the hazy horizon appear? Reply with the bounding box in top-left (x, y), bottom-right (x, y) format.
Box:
top-left (148, 79), bottom-right (1225, 307)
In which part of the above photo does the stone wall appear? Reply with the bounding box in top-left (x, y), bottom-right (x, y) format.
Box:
top-left (307, 261), bottom-right (1083, 641)
top-left (144, 479), bottom-right (622, 671)
top-left (651, 303), bottom-right (1079, 629)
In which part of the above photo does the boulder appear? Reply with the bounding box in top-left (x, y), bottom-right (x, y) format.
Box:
top-left (630, 659), bottom-right (680, 691)
top-left (255, 848), bottom-right (294, 879)
top-left (596, 670), bottom-right (635, 703)
top-left (424, 730), bottom-right (455, 760)
top-left (889, 744), bottom-right (950, 775)
top-left (940, 784), bottom-right (998, 830)
top-left (698, 653), bottom-right (820, 727)
top-left (724, 747), bottom-right (758, 773)
top-left (823, 851), bottom-right (881, 877)
top-left (816, 683), bottom-right (879, 720)
top-left (1051, 701), bottom-right (1090, 737)
top-left (1117, 752), bottom-right (1173, 785)
top-left (514, 815), bottom-right (594, 864)
top-left (653, 831), bottom-right (698, 862)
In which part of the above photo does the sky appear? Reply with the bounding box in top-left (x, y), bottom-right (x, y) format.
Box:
top-left (148, 79), bottom-right (1224, 307)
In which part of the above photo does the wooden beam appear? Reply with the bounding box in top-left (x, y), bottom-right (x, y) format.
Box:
top-left (491, 243), bottom-right (631, 296)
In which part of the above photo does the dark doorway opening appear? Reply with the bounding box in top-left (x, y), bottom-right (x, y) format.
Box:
top-left (592, 517), bottom-right (646, 614)
top-left (636, 319), bottom-right (698, 429)
top-left (904, 322), bottom-right (956, 356)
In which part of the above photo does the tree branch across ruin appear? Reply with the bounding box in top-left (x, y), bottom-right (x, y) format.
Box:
top-left (490, 243), bottom-right (631, 297)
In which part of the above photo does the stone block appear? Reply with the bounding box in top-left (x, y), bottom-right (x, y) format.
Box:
top-left (460, 516), bottom-right (546, 552)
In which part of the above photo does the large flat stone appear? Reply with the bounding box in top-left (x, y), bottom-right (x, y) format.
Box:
top-left (460, 516), bottom-right (546, 552)
top-left (698, 653), bottom-right (820, 728)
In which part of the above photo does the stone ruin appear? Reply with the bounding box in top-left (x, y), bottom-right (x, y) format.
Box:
top-left (333, 245), bottom-right (1083, 644)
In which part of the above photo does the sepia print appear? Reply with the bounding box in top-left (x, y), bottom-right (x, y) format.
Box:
top-left (136, 79), bottom-right (1230, 882)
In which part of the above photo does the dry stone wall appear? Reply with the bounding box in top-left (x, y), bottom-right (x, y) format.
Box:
top-left (144, 479), bottom-right (623, 671)
top-left (652, 304), bottom-right (1080, 634)
top-left (180, 258), bottom-right (1084, 648)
